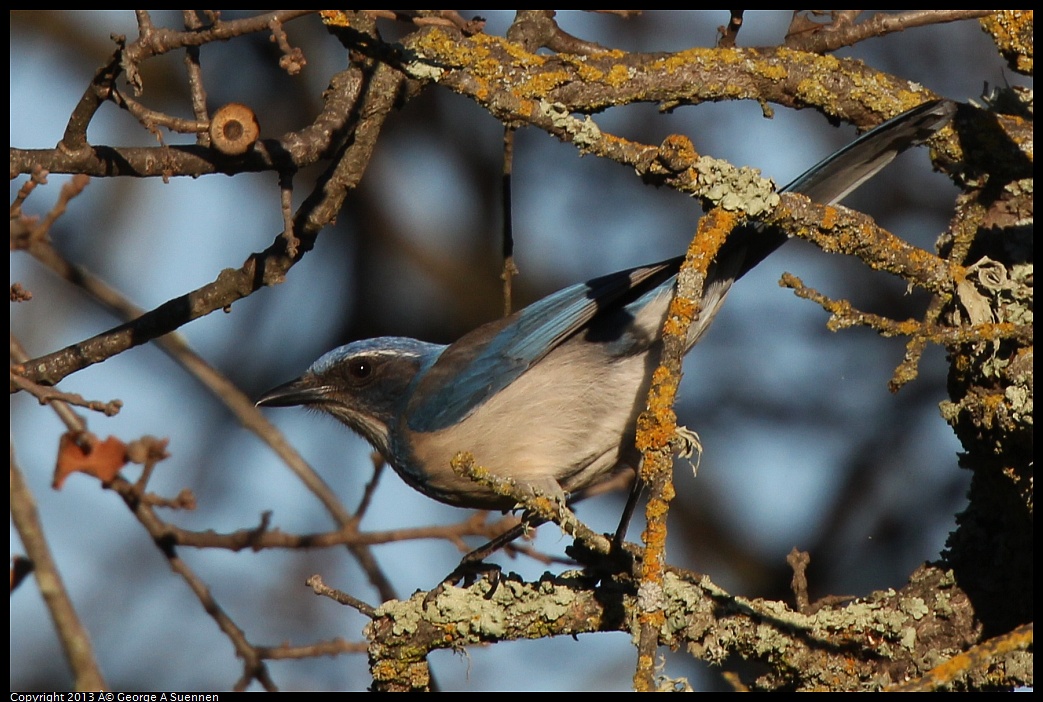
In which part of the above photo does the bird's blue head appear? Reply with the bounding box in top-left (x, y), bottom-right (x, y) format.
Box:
top-left (256, 337), bottom-right (444, 459)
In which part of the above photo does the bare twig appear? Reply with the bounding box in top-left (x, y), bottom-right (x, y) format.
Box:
top-left (306, 574), bottom-right (377, 617)
top-left (10, 448), bottom-right (108, 691)
top-left (785, 10), bottom-right (995, 53)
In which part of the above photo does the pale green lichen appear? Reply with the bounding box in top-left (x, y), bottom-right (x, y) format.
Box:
top-left (1005, 383), bottom-right (1033, 424)
top-left (426, 584), bottom-right (509, 638)
top-left (373, 598), bottom-right (424, 637)
top-left (538, 100), bottom-right (602, 147)
top-left (900, 627), bottom-right (918, 651)
top-left (951, 257), bottom-right (1033, 384)
top-left (900, 596), bottom-right (929, 620)
top-left (692, 157), bottom-right (780, 216)
top-left (404, 60), bottom-right (444, 82)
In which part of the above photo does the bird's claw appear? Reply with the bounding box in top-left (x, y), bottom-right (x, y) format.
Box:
top-left (426, 560), bottom-right (503, 604)
top-left (673, 425), bottom-right (703, 477)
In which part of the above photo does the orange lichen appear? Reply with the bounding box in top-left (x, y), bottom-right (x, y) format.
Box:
top-left (820, 205), bottom-right (840, 230)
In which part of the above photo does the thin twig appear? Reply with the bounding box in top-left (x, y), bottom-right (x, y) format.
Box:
top-left (10, 448), bottom-right (108, 691)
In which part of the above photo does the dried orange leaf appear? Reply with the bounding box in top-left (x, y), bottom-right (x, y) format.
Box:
top-left (53, 432), bottom-right (128, 489)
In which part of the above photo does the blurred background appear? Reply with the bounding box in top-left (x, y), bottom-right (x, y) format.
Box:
top-left (10, 11), bottom-right (1025, 691)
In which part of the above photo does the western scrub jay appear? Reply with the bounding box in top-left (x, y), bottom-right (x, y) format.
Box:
top-left (258, 100), bottom-right (956, 559)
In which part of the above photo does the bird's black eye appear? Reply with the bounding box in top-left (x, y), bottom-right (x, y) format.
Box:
top-left (348, 358), bottom-right (373, 380)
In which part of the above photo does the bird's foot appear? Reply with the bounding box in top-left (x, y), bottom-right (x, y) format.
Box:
top-left (673, 425), bottom-right (703, 477)
top-left (426, 560), bottom-right (503, 603)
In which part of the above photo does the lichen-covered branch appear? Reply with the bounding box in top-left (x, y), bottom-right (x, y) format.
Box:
top-left (367, 561), bottom-right (1025, 691)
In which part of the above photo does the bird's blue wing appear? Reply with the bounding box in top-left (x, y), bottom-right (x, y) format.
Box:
top-left (407, 257), bottom-right (682, 431)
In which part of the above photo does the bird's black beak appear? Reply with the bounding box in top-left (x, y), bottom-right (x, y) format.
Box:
top-left (256, 376), bottom-right (330, 408)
